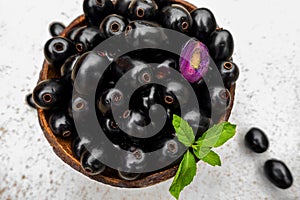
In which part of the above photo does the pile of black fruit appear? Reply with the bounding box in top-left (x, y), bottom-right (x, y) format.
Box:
top-left (28, 0), bottom-right (239, 180)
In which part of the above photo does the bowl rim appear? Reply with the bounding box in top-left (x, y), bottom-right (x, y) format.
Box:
top-left (37, 0), bottom-right (236, 188)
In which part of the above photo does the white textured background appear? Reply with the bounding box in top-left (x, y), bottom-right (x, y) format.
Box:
top-left (0, 0), bottom-right (299, 199)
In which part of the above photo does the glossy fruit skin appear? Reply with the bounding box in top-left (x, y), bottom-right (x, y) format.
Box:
top-left (162, 139), bottom-right (180, 159)
top-left (61, 54), bottom-right (80, 78)
top-left (32, 79), bottom-right (68, 109)
top-left (66, 27), bottom-right (82, 41)
top-left (72, 136), bottom-right (91, 159)
top-left (71, 51), bottom-right (110, 96)
top-left (115, 0), bottom-right (133, 16)
top-left (120, 148), bottom-right (146, 172)
top-left (155, 139), bottom-right (184, 167)
top-left (44, 37), bottom-right (76, 68)
top-left (217, 61), bottom-right (239, 88)
top-left (97, 88), bottom-right (124, 116)
top-left (109, 54), bottom-right (154, 87)
top-left (125, 20), bottom-right (168, 48)
top-left (49, 111), bottom-right (75, 137)
top-left (71, 96), bottom-right (92, 124)
top-left (129, 84), bottom-right (159, 112)
top-left (119, 110), bottom-right (151, 139)
top-left (118, 170), bottom-right (140, 180)
top-left (208, 29), bottom-right (234, 61)
top-left (209, 87), bottom-right (231, 118)
top-left (49, 22), bottom-right (65, 37)
top-left (109, 55), bottom-right (135, 82)
top-left (191, 8), bottom-right (217, 42)
top-left (74, 27), bottom-right (104, 53)
top-left (160, 4), bottom-right (193, 33)
top-left (154, 57), bottom-right (178, 80)
top-left (100, 14), bottom-right (128, 38)
top-left (245, 128), bottom-right (269, 153)
top-left (182, 110), bottom-right (210, 138)
top-left (25, 93), bottom-right (37, 109)
top-left (197, 86), bottom-right (231, 119)
top-left (264, 159), bottom-right (293, 189)
top-left (128, 0), bottom-right (158, 20)
top-left (80, 149), bottom-right (106, 175)
top-left (83, 0), bottom-right (114, 26)
top-left (100, 117), bottom-right (124, 144)
top-left (155, 0), bottom-right (171, 8)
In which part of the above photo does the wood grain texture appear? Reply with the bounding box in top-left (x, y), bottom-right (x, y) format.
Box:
top-left (37, 0), bottom-right (236, 188)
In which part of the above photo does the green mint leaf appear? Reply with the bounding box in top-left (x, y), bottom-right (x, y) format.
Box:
top-left (213, 122), bottom-right (236, 147)
top-left (172, 114), bottom-right (195, 147)
top-left (195, 122), bottom-right (236, 148)
top-left (192, 145), bottom-right (211, 159)
top-left (201, 150), bottom-right (221, 166)
top-left (169, 150), bottom-right (197, 200)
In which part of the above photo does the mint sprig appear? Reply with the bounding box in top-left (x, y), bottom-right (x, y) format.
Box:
top-left (169, 150), bottom-right (197, 200)
top-left (169, 115), bottom-right (236, 200)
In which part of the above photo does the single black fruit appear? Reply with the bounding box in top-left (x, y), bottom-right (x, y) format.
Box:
top-left (44, 37), bottom-right (76, 68)
top-left (49, 22), bottom-right (65, 37)
top-left (128, 0), bottom-right (158, 20)
top-left (25, 93), bottom-right (37, 109)
top-left (83, 0), bottom-right (114, 26)
top-left (32, 79), bottom-right (68, 109)
top-left (72, 136), bottom-right (91, 159)
top-left (198, 86), bottom-right (231, 119)
top-left (245, 128), bottom-right (269, 153)
top-left (209, 87), bottom-right (231, 119)
top-left (208, 29), bottom-right (234, 61)
top-left (71, 51), bottom-right (110, 96)
top-left (217, 61), bottom-right (239, 88)
top-left (124, 20), bottom-right (168, 48)
top-left (61, 54), bottom-right (80, 77)
top-left (49, 111), bottom-right (74, 137)
top-left (74, 26), bottom-right (104, 53)
top-left (264, 159), bottom-right (293, 189)
top-left (160, 4), bottom-right (193, 33)
top-left (118, 170), bottom-right (140, 180)
top-left (100, 14), bottom-right (128, 38)
top-left (115, 0), bottom-right (133, 16)
top-left (80, 149), bottom-right (106, 175)
top-left (191, 8), bottom-right (217, 42)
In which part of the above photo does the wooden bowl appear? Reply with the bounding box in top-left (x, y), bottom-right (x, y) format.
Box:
top-left (37, 0), bottom-right (236, 188)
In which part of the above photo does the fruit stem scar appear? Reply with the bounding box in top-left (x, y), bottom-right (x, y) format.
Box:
top-left (111, 22), bottom-right (120, 32)
top-left (181, 21), bottom-right (189, 30)
top-left (224, 62), bottom-right (232, 70)
top-left (54, 42), bottom-right (64, 51)
top-left (42, 93), bottom-right (53, 103)
top-left (137, 8), bottom-right (145, 18)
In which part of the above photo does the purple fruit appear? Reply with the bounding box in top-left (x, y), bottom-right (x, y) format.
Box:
top-left (179, 39), bottom-right (210, 83)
